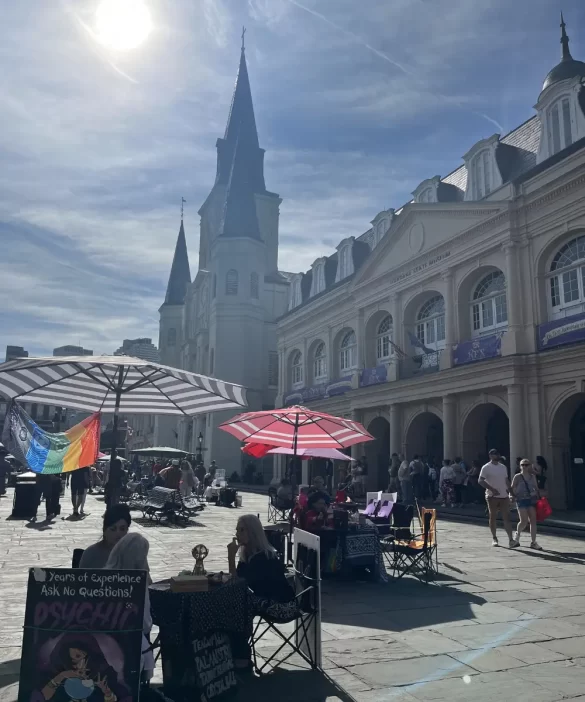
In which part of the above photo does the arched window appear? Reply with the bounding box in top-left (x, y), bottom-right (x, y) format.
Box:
top-left (313, 342), bottom-right (327, 381)
top-left (338, 246), bottom-right (350, 280)
top-left (549, 235), bottom-right (585, 317)
top-left (376, 315), bottom-right (394, 361)
top-left (471, 271), bottom-right (508, 335)
top-left (250, 272), bottom-right (259, 299)
top-left (289, 277), bottom-right (302, 309)
top-left (291, 351), bottom-right (303, 387)
top-left (547, 97), bottom-right (573, 156)
top-left (340, 331), bottom-right (357, 372)
top-left (416, 296), bottom-right (445, 350)
top-left (167, 328), bottom-right (177, 346)
top-left (226, 269), bottom-right (238, 295)
top-left (418, 188), bottom-right (433, 203)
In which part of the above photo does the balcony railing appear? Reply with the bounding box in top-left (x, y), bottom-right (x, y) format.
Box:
top-left (399, 351), bottom-right (440, 379)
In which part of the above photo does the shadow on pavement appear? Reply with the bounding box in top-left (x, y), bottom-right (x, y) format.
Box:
top-left (0, 659), bottom-right (20, 690)
top-left (319, 577), bottom-right (486, 633)
top-left (513, 548), bottom-right (585, 565)
top-left (233, 669), bottom-right (357, 702)
top-left (133, 517), bottom-right (206, 529)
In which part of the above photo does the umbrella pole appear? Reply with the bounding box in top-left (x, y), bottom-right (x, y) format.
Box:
top-left (110, 366), bottom-right (124, 463)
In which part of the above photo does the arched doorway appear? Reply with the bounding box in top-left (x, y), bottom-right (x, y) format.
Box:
top-left (365, 417), bottom-right (390, 491)
top-left (405, 412), bottom-right (443, 463)
top-left (462, 403), bottom-right (510, 467)
top-left (551, 393), bottom-right (585, 510)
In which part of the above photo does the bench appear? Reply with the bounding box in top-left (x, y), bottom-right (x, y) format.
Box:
top-left (141, 487), bottom-right (182, 522)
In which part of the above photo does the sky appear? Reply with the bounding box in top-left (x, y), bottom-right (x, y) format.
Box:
top-left (1, 0), bottom-right (584, 359)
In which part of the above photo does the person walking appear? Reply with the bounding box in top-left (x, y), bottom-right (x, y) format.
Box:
top-left (0, 451), bottom-right (10, 496)
top-left (398, 455), bottom-right (413, 505)
top-left (466, 460), bottom-right (482, 504)
top-left (70, 466), bottom-right (90, 517)
top-left (451, 457), bottom-right (467, 507)
top-left (388, 453), bottom-right (400, 493)
top-left (535, 455), bottom-right (548, 491)
top-left (479, 448), bottom-right (517, 548)
top-left (179, 459), bottom-right (198, 497)
top-left (439, 459), bottom-right (455, 507)
top-left (428, 460), bottom-right (439, 501)
top-left (510, 459), bottom-right (542, 550)
top-left (409, 454), bottom-right (424, 501)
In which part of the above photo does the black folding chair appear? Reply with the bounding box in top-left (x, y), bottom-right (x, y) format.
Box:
top-left (72, 548), bottom-right (85, 568)
top-left (389, 510), bottom-right (438, 584)
top-left (267, 488), bottom-right (292, 524)
top-left (379, 503), bottom-right (414, 569)
top-left (251, 547), bottom-right (320, 674)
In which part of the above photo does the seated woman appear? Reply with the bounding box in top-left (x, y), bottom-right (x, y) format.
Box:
top-left (227, 515), bottom-right (295, 615)
top-left (302, 491), bottom-right (333, 532)
top-left (79, 504), bottom-right (131, 569)
top-left (105, 533), bottom-right (155, 681)
top-left (275, 478), bottom-right (293, 509)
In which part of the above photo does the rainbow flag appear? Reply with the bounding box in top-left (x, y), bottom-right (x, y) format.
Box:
top-left (1, 402), bottom-right (101, 474)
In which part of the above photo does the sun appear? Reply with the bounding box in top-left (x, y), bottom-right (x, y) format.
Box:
top-left (95, 0), bottom-right (152, 51)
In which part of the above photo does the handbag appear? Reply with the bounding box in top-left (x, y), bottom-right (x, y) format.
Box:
top-left (535, 496), bottom-right (552, 522)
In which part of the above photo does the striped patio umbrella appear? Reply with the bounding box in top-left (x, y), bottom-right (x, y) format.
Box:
top-left (219, 405), bottom-right (373, 452)
top-left (0, 355), bottom-right (248, 457)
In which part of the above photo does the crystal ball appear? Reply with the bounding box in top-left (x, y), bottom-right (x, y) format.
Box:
top-left (64, 677), bottom-right (95, 699)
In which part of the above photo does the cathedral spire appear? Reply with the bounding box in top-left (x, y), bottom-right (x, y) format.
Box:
top-left (163, 217), bottom-right (191, 305)
top-left (560, 12), bottom-right (572, 61)
top-left (223, 35), bottom-right (260, 152)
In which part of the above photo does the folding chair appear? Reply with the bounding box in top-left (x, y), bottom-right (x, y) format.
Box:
top-left (267, 487), bottom-right (292, 523)
top-left (251, 547), bottom-right (320, 674)
top-left (379, 503), bottom-right (414, 566)
top-left (389, 509), bottom-right (438, 584)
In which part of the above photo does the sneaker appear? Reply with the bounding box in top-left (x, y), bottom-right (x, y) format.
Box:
top-left (530, 541), bottom-right (543, 550)
top-left (492, 538), bottom-right (499, 547)
top-left (509, 540), bottom-right (520, 549)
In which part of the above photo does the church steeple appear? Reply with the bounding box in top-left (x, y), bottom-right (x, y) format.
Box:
top-left (560, 12), bottom-right (572, 61)
top-left (163, 216), bottom-right (191, 305)
top-left (214, 35), bottom-right (266, 196)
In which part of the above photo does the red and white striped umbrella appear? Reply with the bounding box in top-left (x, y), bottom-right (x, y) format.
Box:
top-left (219, 405), bottom-right (373, 451)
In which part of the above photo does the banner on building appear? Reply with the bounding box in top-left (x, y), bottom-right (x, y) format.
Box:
top-left (359, 365), bottom-right (388, 387)
top-left (452, 334), bottom-right (503, 366)
top-left (284, 376), bottom-right (353, 406)
top-left (538, 311), bottom-right (585, 350)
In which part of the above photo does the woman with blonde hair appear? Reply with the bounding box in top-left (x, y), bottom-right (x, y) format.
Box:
top-left (510, 459), bottom-right (542, 550)
top-left (227, 514), bottom-right (294, 609)
top-left (105, 533), bottom-right (155, 679)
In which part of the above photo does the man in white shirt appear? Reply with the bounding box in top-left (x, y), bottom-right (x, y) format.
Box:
top-left (479, 449), bottom-right (517, 548)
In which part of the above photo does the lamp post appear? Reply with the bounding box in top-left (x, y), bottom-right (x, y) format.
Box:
top-left (196, 432), bottom-right (204, 465)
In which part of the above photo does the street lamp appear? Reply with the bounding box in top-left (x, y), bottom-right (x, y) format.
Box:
top-left (196, 432), bottom-right (204, 465)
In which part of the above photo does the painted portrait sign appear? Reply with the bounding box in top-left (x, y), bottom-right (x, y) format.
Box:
top-left (18, 567), bottom-right (146, 702)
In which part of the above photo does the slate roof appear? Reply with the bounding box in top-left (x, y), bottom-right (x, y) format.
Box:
top-left (163, 221), bottom-right (191, 306)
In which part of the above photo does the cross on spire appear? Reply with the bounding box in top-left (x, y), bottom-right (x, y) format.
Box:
top-left (181, 197), bottom-right (186, 221)
top-left (241, 26), bottom-right (246, 51)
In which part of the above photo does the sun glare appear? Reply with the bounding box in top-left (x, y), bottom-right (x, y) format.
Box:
top-left (95, 0), bottom-right (152, 51)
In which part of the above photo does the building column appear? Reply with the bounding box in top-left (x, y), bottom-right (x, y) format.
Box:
top-left (390, 403), bottom-right (401, 457)
top-left (441, 269), bottom-right (455, 370)
top-left (389, 294), bottom-right (402, 352)
top-left (356, 308), bottom-right (365, 370)
top-left (503, 243), bottom-right (521, 331)
top-left (507, 384), bottom-right (526, 471)
top-left (443, 395), bottom-right (457, 460)
top-left (351, 408), bottom-right (362, 461)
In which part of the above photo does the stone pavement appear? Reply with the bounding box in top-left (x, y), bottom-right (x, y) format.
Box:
top-left (1, 488), bottom-right (585, 701)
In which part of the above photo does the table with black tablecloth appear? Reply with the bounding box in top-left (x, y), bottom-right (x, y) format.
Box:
top-left (149, 577), bottom-right (252, 701)
top-left (314, 525), bottom-right (388, 582)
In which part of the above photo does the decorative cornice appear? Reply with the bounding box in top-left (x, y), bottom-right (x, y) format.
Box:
top-left (524, 172), bottom-right (585, 212)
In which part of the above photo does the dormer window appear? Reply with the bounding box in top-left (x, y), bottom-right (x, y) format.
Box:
top-left (335, 238), bottom-right (355, 282)
top-left (310, 258), bottom-right (327, 297)
top-left (463, 135), bottom-right (502, 201)
top-left (370, 210), bottom-right (395, 247)
top-left (548, 96), bottom-right (573, 155)
top-left (289, 275), bottom-right (302, 310)
top-left (412, 177), bottom-right (440, 203)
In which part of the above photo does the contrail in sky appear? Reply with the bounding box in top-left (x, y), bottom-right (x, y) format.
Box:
top-left (285, 0), bottom-right (504, 132)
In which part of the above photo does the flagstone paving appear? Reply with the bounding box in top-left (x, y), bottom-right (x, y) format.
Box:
top-left (1, 488), bottom-right (585, 701)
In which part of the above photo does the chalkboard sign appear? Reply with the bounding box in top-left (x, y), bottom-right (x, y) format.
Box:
top-left (18, 567), bottom-right (146, 702)
top-left (192, 631), bottom-right (237, 702)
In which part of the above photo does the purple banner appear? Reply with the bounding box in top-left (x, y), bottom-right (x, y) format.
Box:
top-left (452, 334), bottom-right (502, 366)
top-left (359, 365), bottom-right (388, 387)
top-left (284, 375), bottom-right (353, 406)
top-left (538, 311), bottom-right (585, 350)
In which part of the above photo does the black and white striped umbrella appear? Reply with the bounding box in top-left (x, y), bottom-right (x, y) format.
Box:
top-left (0, 356), bottom-right (247, 416)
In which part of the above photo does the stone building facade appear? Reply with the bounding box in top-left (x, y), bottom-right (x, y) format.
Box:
top-left (275, 19), bottom-right (585, 510)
